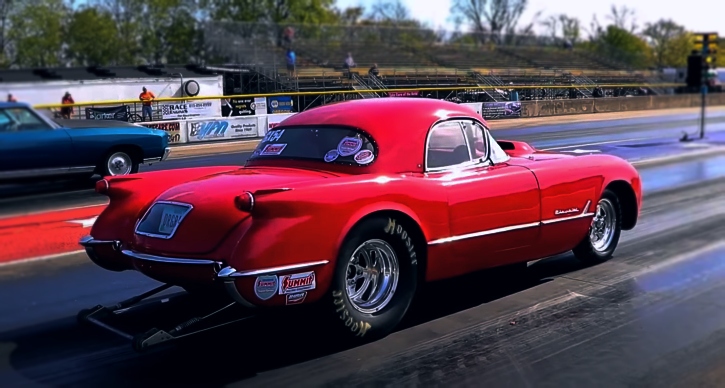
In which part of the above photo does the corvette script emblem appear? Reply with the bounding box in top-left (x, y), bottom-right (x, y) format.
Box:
top-left (555, 208), bottom-right (579, 215)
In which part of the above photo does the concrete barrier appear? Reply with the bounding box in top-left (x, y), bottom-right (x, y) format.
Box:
top-left (521, 94), bottom-right (725, 118)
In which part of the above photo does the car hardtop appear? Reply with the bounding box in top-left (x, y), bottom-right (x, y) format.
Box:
top-left (246, 98), bottom-right (494, 174)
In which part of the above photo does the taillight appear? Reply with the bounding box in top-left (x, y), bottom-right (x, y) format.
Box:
top-left (234, 191), bottom-right (255, 212)
top-left (95, 179), bottom-right (109, 195)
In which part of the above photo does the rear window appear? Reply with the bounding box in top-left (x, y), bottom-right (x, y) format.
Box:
top-left (248, 126), bottom-right (378, 166)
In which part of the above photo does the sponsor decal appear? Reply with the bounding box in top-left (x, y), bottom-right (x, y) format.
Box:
top-left (324, 149), bottom-right (339, 162)
top-left (141, 121), bottom-right (181, 144)
top-left (337, 136), bottom-right (363, 157)
top-left (555, 207), bottom-right (580, 215)
top-left (286, 292), bottom-right (307, 305)
top-left (354, 149), bottom-right (375, 165)
top-left (260, 143), bottom-right (287, 156)
top-left (384, 218), bottom-right (417, 265)
top-left (332, 290), bottom-right (372, 337)
top-left (263, 129), bottom-right (285, 142)
top-left (278, 271), bottom-right (316, 294)
top-left (254, 275), bottom-right (278, 300)
top-left (270, 100), bottom-right (279, 109)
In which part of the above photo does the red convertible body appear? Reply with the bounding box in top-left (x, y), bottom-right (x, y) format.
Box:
top-left (80, 98), bottom-right (641, 346)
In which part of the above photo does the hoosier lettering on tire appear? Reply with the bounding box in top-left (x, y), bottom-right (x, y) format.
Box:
top-left (326, 215), bottom-right (420, 341)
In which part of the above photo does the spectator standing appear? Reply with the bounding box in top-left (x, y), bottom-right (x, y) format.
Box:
top-left (139, 87), bottom-right (155, 121)
top-left (7, 93), bottom-right (16, 102)
top-left (286, 49), bottom-right (296, 78)
top-left (343, 52), bottom-right (356, 79)
top-left (282, 26), bottom-right (295, 49)
top-left (61, 92), bottom-right (74, 119)
top-left (368, 63), bottom-right (379, 77)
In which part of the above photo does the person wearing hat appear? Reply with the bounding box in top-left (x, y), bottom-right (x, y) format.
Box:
top-left (139, 87), bottom-right (156, 121)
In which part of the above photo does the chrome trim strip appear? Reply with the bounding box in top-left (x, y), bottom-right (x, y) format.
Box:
top-left (134, 200), bottom-right (194, 240)
top-left (428, 200), bottom-right (594, 245)
top-left (428, 222), bottom-right (541, 245)
top-left (216, 261), bottom-right (330, 278)
top-left (0, 166), bottom-right (94, 179)
top-left (162, 147), bottom-right (170, 161)
top-left (144, 147), bottom-right (171, 163)
top-left (121, 249), bottom-right (222, 266)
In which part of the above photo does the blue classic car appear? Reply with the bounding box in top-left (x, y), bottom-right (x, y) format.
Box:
top-left (0, 102), bottom-right (169, 181)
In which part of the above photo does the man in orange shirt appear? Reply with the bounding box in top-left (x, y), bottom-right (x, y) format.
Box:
top-left (61, 92), bottom-right (74, 119)
top-left (139, 87), bottom-right (155, 121)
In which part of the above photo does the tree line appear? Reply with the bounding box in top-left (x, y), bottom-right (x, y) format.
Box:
top-left (0, 0), bottom-right (714, 70)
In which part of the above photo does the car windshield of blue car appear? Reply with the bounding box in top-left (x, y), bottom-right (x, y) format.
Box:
top-left (0, 108), bottom-right (53, 132)
top-left (248, 126), bottom-right (378, 167)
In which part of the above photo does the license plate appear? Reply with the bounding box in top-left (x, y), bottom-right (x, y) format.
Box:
top-left (135, 202), bottom-right (193, 239)
top-left (158, 206), bottom-right (188, 235)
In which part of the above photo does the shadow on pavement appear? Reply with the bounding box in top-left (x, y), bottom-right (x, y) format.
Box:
top-left (0, 253), bottom-right (586, 387)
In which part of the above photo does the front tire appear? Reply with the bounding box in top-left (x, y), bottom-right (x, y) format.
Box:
top-left (572, 189), bottom-right (622, 264)
top-left (325, 216), bottom-right (420, 342)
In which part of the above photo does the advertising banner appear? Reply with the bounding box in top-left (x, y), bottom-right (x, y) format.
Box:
top-left (268, 96), bottom-right (294, 114)
top-left (159, 100), bottom-right (216, 120)
top-left (222, 97), bottom-right (256, 116)
top-left (267, 113), bottom-right (296, 131)
top-left (187, 117), bottom-right (259, 143)
top-left (84, 105), bottom-right (129, 121)
top-left (388, 91), bottom-right (419, 97)
top-left (253, 97), bottom-right (268, 116)
top-left (140, 121), bottom-right (183, 144)
top-left (461, 101), bottom-right (522, 120)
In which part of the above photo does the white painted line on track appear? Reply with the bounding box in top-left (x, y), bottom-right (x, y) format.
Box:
top-left (540, 137), bottom-right (652, 151)
top-left (0, 249), bottom-right (85, 268)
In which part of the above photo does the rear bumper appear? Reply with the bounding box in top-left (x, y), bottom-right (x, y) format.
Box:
top-left (80, 236), bottom-right (329, 308)
top-left (142, 147), bottom-right (170, 164)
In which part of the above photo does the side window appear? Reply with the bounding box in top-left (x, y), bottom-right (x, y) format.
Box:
top-left (461, 121), bottom-right (488, 160)
top-left (3, 108), bottom-right (52, 131)
top-left (0, 111), bottom-right (13, 132)
top-left (426, 121), bottom-right (470, 169)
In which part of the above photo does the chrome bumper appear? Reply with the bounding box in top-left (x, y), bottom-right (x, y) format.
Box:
top-left (79, 236), bottom-right (328, 309)
top-left (142, 147), bottom-right (171, 164)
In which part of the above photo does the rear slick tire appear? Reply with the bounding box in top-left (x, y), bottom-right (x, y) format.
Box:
top-left (572, 189), bottom-right (622, 264)
top-left (325, 216), bottom-right (420, 342)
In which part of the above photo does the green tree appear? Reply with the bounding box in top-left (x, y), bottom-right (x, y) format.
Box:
top-left (137, 0), bottom-right (200, 64)
top-left (92, 0), bottom-right (145, 65)
top-left (66, 6), bottom-right (120, 66)
top-left (642, 19), bottom-right (692, 68)
top-left (8, 0), bottom-right (69, 67)
top-left (584, 25), bottom-right (653, 69)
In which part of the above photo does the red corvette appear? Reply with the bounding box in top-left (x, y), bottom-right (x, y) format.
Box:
top-left (79, 98), bottom-right (641, 347)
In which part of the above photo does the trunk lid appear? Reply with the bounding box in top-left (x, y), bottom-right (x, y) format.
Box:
top-left (132, 167), bottom-right (334, 255)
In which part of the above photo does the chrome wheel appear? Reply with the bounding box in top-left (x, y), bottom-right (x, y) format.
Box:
top-left (590, 198), bottom-right (616, 252)
top-left (345, 239), bottom-right (400, 314)
top-left (106, 152), bottom-right (132, 176)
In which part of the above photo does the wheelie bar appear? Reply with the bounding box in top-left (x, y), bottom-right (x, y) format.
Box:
top-left (77, 283), bottom-right (255, 352)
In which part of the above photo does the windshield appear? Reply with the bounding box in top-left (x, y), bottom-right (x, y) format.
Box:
top-left (248, 126), bottom-right (378, 167)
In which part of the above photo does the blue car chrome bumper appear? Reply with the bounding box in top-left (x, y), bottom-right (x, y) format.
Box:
top-left (143, 147), bottom-right (170, 164)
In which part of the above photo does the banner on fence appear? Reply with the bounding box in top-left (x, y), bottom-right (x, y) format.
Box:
top-left (267, 113), bottom-right (296, 131)
top-left (388, 91), bottom-right (420, 97)
top-left (461, 101), bottom-right (522, 120)
top-left (253, 97), bottom-right (268, 116)
top-left (160, 100), bottom-right (216, 120)
top-left (187, 117), bottom-right (259, 143)
top-left (141, 121), bottom-right (183, 144)
top-left (85, 105), bottom-right (129, 121)
top-left (222, 97), bottom-right (256, 116)
top-left (268, 96), bottom-right (294, 114)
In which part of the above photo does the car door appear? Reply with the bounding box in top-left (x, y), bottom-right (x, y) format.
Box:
top-left (426, 119), bottom-right (541, 271)
top-left (0, 107), bottom-right (73, 179)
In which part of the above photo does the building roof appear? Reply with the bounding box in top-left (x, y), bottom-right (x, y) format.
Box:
top-left (0, 65), bottom-right (223, 83)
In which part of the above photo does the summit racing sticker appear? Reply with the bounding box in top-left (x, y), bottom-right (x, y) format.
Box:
top-left (324, 149), bottom-right (339, 162)
top-left (260, 143), bottom-right (287, 156)
top-left (337, 137), bottom-right (363, 157)
top-left (278, 271), bottom-right (316, 294)
top-left (254, 275), bottom-right (278, 300)
top-left (354, 149), bottom-right (375, 165)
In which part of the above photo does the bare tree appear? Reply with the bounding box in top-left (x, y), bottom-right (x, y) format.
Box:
top-left (450, 0), bottom-right (529, 43)
top-left (607, 4), bottom-right (637, 33)
top-left (368, 0), bottom-right (409, 23)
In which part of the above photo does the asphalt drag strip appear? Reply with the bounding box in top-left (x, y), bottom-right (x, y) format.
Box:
top-left (2, 177), bottom-right (725, 386)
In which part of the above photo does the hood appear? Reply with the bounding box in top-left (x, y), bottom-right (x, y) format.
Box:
top-left (132, 167), bottom-right (336, 255)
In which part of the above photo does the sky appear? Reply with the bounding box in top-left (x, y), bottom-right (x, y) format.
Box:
top-left (334, 0), bottom-right (724, 37)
